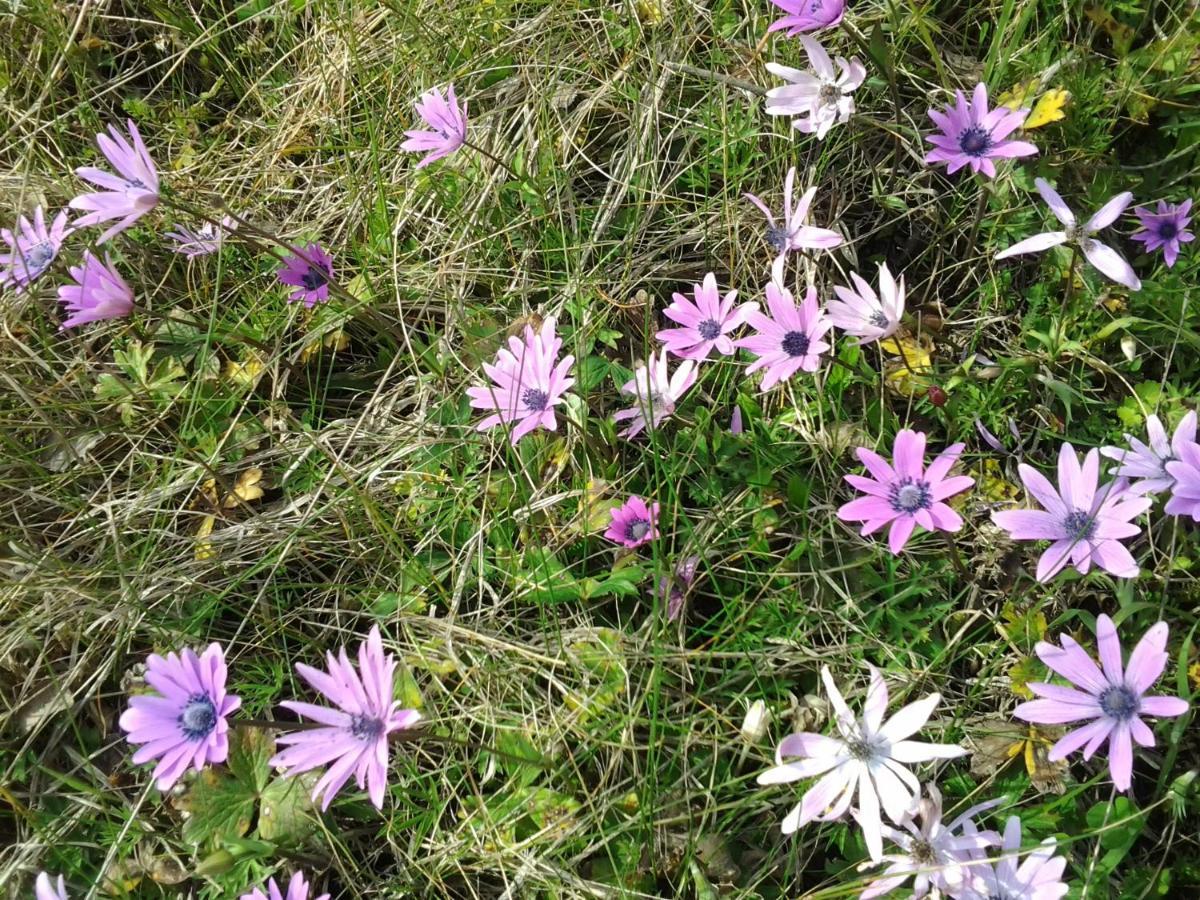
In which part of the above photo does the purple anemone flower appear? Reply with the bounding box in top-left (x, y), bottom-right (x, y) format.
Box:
top-left (165, 216), bottom-right (237, 258)
top-left (955, 816), bottom-right (1070, 900)
top-left (827, 262), bottom-right (905, 345)
top-left (1131, 199), bottom-right (1193, 267)
top-left (766, 0), bottom-right (845, 35)
top-left (400, 85), bottom-right (468, 169)
top-left (119, 643), bottom-right (241, 791)
top-left (612, 348), bottom-right (697, 438)
top-left (277, 242), bottom-right (334, 308)
top-left (991, 443), bottom-right (1151, 582)
top-left (734, 273), bottom-right (832, 390)
top-left (56, 251), bottom-right (134, 330)
top-left (240, 871), bottom-right (330, 900)
top-left (764, 35), bottom-right (865, 140)
top-left (655, 272), bottom-right (755, 360)
top-left (69, 119), bottom-right (160, 244)
top-left (270, 626), bottom-right (421, 812)
top-left (837, 430), bottom-right (975, 554)
top-left (1165, 441), bottom-right (1200, 522)
top-left (1101, 411), bottom-right (1197, 496)
top-left (36, 873), bottom-right (69, 900)
top-left (0, 206), bottom-right (72, 292)
top-left (744, 167), bottom-right (843, 267)
top-left (1013, 615), bottom-right (1189, 792)
top-left (924, 84), bottom-right (1037, 178)
top-left (605, 495), bottom-right (660, 549)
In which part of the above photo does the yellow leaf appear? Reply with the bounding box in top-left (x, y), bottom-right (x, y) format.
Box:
top-left (974, 458), bottom-right (1018, 502)
top-left (223, 468), bottom-right (264, 507)
top-left (1189, 661), bottom-right (1200, 692)
top-left (997, 79), bottom-right (1038, 111)
top-left (299, 329), bottom-right (349, 364)
top-left (195, 515), bottom-right (217, 561)
top-left (881, 334), bottom-right (933, 396)
top-left (1023, 89), bottom-right (1069, 129)
top-left (224, 354), bottom-right (265, 387)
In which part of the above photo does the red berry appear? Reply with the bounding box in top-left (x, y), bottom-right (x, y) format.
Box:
top-left (926, 385), bottom-right (947, 407)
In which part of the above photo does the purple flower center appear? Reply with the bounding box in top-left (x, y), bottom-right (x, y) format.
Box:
top-left (958, 126), bottom-right (992, 157)
top-left (301, 265), bottom-right (329, 292)
top-left (627, 519), bottom-right (651, 543)
top-left (351, 713), bottom-right (385, 741)
top-left (869, 310), bottom-right (890, 330)
top-left (818, 83), bottom-right (842, 106)
top-left (1157, 220), bottom-right (1179, 240)
top-left (888, 478), bottom-right (932, 514)
top-left (781, 331), bottom-right (810, 357)
top-left (766, 225), bottom-right (789, 252)
top-left (846, 735), bottom-right (879, 761)
top-left (22, 241), bottom-right (55, 277)
top-left (179, 694), bottom-right (217, 740)
top-left (697, 318), bottom-right (722, 341)
top-left (522, 388), bottom-right (549, 411)
top-left (1062, 510), bottom-right (1096, 541)
top-left (126, 178), bottom-right (148, 191)
top-left (910, 839), bottom-right (938, 865)
top-left (1099, 685), bottom-right (1139, 721)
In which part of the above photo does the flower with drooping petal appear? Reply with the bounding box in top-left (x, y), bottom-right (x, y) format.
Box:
top-left (118, 643), bottom-right (241, 791)
top-left (766, 0), bottom-right (845, 35)
top-left (734, 273), bottom-right (832, 390)
top-left (837, 430), bottom-right (974, 554)
top-left (765, 36), bottom-right (865, 140)
top-left (165, 216), bottom-right (237, 258)
top-left (1131, 199), bottom-right (1193, 268)
top-left (69, 119), bottom-right (160, 244)
top-left (653, 554), bottom-right (701, 621)
top-left (827, 262), bottom-right (905, 345)
top-left (991, 443), bottom-right (1151, 582)
top-left (400, 85), bottom-right (468, 169)
top-left (995, 178), bottom-right (1140, 290)
top-left (36, 873), bottom-right (68, 900)
top-left (1101, 411), bottom-right (1197, 496)
top-left (277, 242), bottom-right (334, 308)
top-left (744, 167), bottom-right (843, 266)
top-left (1165, 440), bottom-right (1200, 522)
top-left (1013, 615), bottom-right (1189, 792)
top-left (0, 206), bottom-right (72, 292)
top-left (954, 816), bottom-right (1070, 900)
top-left (924, 84), bottom-right (1037, 178)
top-left (271, 626), bottom-right (420, 811)
top-left (467, 316), bottom-right (575, 444)
top-left (757, 665), bottom-right (967, 861)
top-left (240, 871), bottom-right (330, 900)
top-left (56, 251), bottom-right (134, 330)
top-left (655, 273), bottom-right (755, 360)
top-left (605, 495), bottom-right (660, 549)
top-left (612, 348), bottom-right (697, 438)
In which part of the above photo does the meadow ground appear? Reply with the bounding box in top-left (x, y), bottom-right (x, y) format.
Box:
top-left (2, 1), bottom-right (1199, 897)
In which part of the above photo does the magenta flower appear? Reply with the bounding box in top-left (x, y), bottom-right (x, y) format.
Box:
top-left (995, 178), bottom-right (1140, 290)
top-left (57, 251), bottom-right (134, 330)
top-left (119, 643), bottom-right (240, 791)
top-left (734, 277), bottom-right (832, 390)
top-left (991, 443), bottom-right (1151, 582)
top-left (1013, 615), bottom-right (1189, 792)
top-left (655, 272), bottom-right (754, 360)
top-left (277, 242), bottom-right (333, 308)
top-left (766, 0), bottom-right (845, 35)
top-left (240, 872), bottom-right (330, 900)
top-left (69, 119), bottom-right (160, 243)
top-left (827, 263), bottom-right (905, 345)
top-left (165, 216), bottom-right (237, 258)
top-left (1101, 411), bottom-right (1197, 495)
top-left (757, 665), bottom-right (966, 861)
top-left (765, 36), bottom-right (865, 139)
top-left (36, 873), bottom-right (68, 900)
top-left (955, 816), bottom-right (1070, 900)
top-left (400, 85), bottom-right (468, 169)
top-left (271, 626), bottom-right (420, 811)
top-left (837, 430), bottom-right (974, 554)
top-left (653, 554), bottom-right (701, 621)
top-left (1165, 440), bottom-right (1200, 522)
top-left (1131, 199), bottom-right (1193, 267)
top-left (924, 84), bottom-right (1037, 178)
top-left (612, 348), bottom-right (697, 438)
top-left (744, 167), bottom-right (843, 266)
top-left (605, 495), bottom-right (660, 549)
top-left (0, 206), bottom-right (72, 292)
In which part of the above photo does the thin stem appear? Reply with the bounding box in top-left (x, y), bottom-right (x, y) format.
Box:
top-left (967, 182), bottom-right (988, 250)
top-left (462, 138), bottom-right (521, 182)
top-left (1060, 245), bottom-right (1080, 319)
top-left (841, 20), bottom-right (903, 192)
top-left (941, 529), bottom-right (968, 579)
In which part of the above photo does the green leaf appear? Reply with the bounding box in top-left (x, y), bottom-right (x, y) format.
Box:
top-left (256, 772), bottom-right (317, 844)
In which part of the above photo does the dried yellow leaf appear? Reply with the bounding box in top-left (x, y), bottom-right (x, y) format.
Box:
top-left (997, 79), bottom-right (1038, 111)
top-left (1024, 89), bottom-right (1069, 129)
top-left (195, 515), bottom-right (217, 561)
top-left (223, 468), bottom-right (264, 507)
top-left (224, 355), bottom-right (265, 387)
top-left (881, 334), bottom-right (933, 396)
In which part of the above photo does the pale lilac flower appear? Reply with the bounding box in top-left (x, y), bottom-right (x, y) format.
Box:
top-left (924, 84), bottom-right (1037, 178)
top-left (240, 871), bottom-right (330, 900)
top-left (1131, 199), bottom-right (1193, 267)
top-left (165, 216), bottom-right (237, 258)
top-left (654, 554), bottom-right (701, 621)
top-left (767, 0), bottom-right (845, 35)
top-left (57, 251), bottom-right (134, 330)
top-left (400, 85), bottom-right (468, 168)
top-left (612, 348), bottom-right (697, 438)
top-left (271, 626), bottom-right (420, 811)
top-left (1165, 441), bottom-right (1200, 521)
top-left (837, 430), bottom-right (974, 554)
top-left (827, 263), bottom-right (905, 345)
top-left (69, 119), bottom-right (160, 243)
top-left (757, 665), bottom-right (966, 861)
top-left (605, 495), bottom-right (660, 549)
top-left (36, 873), bottom-right (68, 900)
top-left (954, 816), bottom-right (1070, 900)
top-left (655, 273), bottom-right (755, 360)
top-left (277, 242), bottom-right (333, 308)
top-left (118, 643), bottom-right (241, 791)
top-left (467, 316), bottom-right (575, 444)
top-left (995, 178), bottom-right (1140, 290)
top-left (735, 276), bottom-right (832, 390)
top-left (0, 206), bottom-right (72, 291)
top-left (1101, 411), bottom-right (1197, 495)
top-left (1013, 615), bottom-right (1189, 792)
top-left (744, 167), bottom-right (843, 265)
top-left (765, 36), bottom-right (865, 140)
top-left (730, 406), bottom-right (744, 434)
top-left (991, 443), bottom-right (1151, 582)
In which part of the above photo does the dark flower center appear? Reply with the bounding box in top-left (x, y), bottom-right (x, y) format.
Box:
top-left (22, 241), bottom-right (55, 275)
top-left (301, 266), bottom-right (329, 291)
top-left (869, 310), bottom-right (890, 329)
top-left (958, 125), bottom-right (992, 156)
top-left (781, 331), bottom-right (810, 357)
top-left (766, 224), bottom-right (789, 252)
top-left (910, 839), bottom-right (938, 865)
top-left (126, 178), bottom-right (147, 190)
top-left (1157, 221), bottom-right (1178, 240)
top-left (1099, 685), bottom-right (1139, 721)
top-left (522, 388), bottom-right (549, 411)
top-left (987, 894), bottom-right (1015, 900)
top-left (351, 713), bottom-right (386, 741)
top-left (179, 694), bottom-right (217, 740)
top-left (846, 736), bottom-right (877, 761)
top-left (1062, 510), bottom-right (1096, 541)
top-left (888, 478), bottom-right (932, 514)
top-left (818, 83), bottom-right (842, 106)
top-left (697, 318), bottom-right (722, 341)
top-left (627, 519), bottom-right (651, 543)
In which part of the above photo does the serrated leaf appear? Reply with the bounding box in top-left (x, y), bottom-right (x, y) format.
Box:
top-left (181, 768), bottom-right (257, 845)
top-left (256, 772), bottom-right (318, 844)
top-left (226, 726), bottom-right (272, 792)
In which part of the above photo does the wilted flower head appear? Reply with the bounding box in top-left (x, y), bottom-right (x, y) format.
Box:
top-left (277, 242), bottom-right (334, 308)
top-left (991, 443), bottom-right (1151, 582)
top-left (271, 626), bottom-right (420, 811)
top-left (240, 871), bottom-right (330, 900)
top-left (655, 273), bottom-right (755, 360)
top-left (654, 554), bottom-right (701, 621)
top-left (827, 263), bottom-right (905, 345)
top-left (36, 873), bottom-right (68, 900)
top-left (605, 495), bottom-right (660, 549)
top-left (765, 36), bottom-right (865, 139)
top-left (735, 274), bottom-right (832, 390)
top-left (757, 665), bottom-right (966, 861)
top-left (995, 178), bottom-right (1140, 290)
top-left (954, 816), bottom-right (1070, 900)
top-left (744, 167), bottom-right (843, 265)
top-left (69, 119), bottom-right (160, 243)
top-left (1131, 199), bottom-right (1193, 268)
top-left (165, 216), bottom-right (237, 258)
top-left (118, 643), bottom-right (241, 791)
top-left (57, 251), bottom-right (135, 330)
top-left (1165, 440), bottom-right (1200, 522)
top-left (400, 85), bottom-right (468, 169)
top-left (612, 348), bottom-right (697, 438)
top-left (1101, 411), bottom-right (1197, 496)
top-left (766, 0), bottom-right (845, 35)
top-left (466, 316), bottom-right (575, 444)
top-left (0, 206), bottom-right (72, 292)
top-left (1013, 615), bottom-right (1188, 792)
top-left (924, 84), bottom-right (1037, 178)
